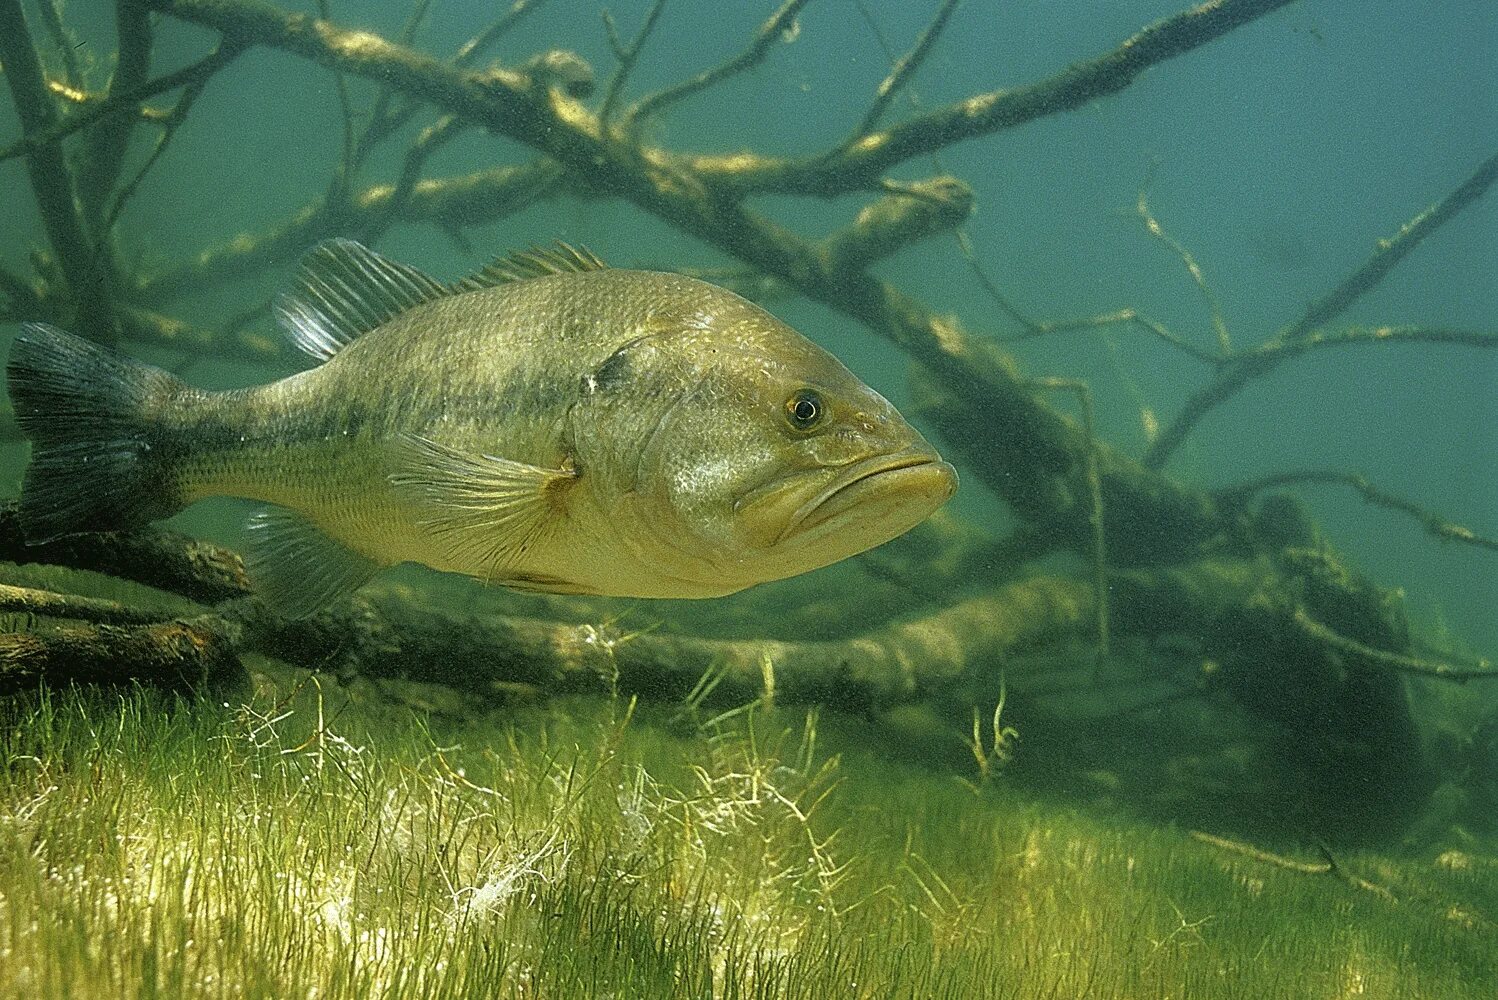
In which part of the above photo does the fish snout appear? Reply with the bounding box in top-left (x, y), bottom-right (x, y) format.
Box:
top-left (776, 444), bottom-right (956, 545)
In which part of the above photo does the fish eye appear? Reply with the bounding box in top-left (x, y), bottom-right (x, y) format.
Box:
top-left (784, 388), bottom-right (824, 432)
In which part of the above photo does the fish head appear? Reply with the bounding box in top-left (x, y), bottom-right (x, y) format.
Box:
top-left (617, 290), bottom-right (957, 590)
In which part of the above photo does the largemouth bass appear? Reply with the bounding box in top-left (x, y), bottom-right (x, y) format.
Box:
top-left (7, 240), bottom-right (956, 616)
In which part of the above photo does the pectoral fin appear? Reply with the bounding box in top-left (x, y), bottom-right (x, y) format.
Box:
top-left (246, 507), bottom-right (382, 618)
top-left (389, 435), bottom-right (579, 582)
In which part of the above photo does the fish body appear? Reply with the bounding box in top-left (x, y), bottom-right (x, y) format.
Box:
top-left (7, 241), bottom-right (956, 616)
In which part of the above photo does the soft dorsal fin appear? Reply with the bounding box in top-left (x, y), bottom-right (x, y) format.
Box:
top-left (274, 238), bottom-right (448, 362)
top-left (454, 242), bottom-right (607, 293)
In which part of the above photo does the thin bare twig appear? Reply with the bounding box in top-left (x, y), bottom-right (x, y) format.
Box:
top-left (102, 42), bottom-right (244, 234)
top-left (317, 0), bottom-right (359, 215)
top-left (1145, 149), bottom-right (1498, 469)
top-left (451, 0), bottom-right (551, 67)
top-left (355, 113), bottom-right (468, 246)
top-left (349, 0), bottom-right (545, 171)
top-left (1190, 831), bottom-right (1397, 900)
top-left (1245, 324), bottom-right (1498, 360)
top-left (852, 0), bottom-right (896, 62)
top-left (958, 230), bottom-right (1220, 362)
top-left (0, 0), bottom-right (116, 341)
top-left (79, 0), bottom-right (154, 226)
top-left (688, 0), bottom-right (1297, 195)
top-left (1136, 179), bottom-right (1231, 355)
top-left (1288, 608), bottom-right (1498, 683)
top-left (1218, 469), bottom-right (1498, 554)
top-left (138, 160), bottom-right (564, 302)
top-left (626, 0), bottom-right (813, 125)
top-left (33, 0), bottom-right (83, 91)
top-left (1285, 154), bottom-right (1498, 344)
top-left (1411, 642), bottom-right (1498, 675)
top-left (847, 0), bottom-right (961, 143)
top-left (0, 43), bottom-right (244, 165)
top-left (851, 0), bottom-right (944, 174)
top-left (348, 0), bottom-right (439, 172)
top-left (599, 0), bottom-right (669, 127)
top-left (1025, 378), bottom-right (1109, 661)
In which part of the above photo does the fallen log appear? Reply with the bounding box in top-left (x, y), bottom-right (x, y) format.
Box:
top-left (0, 614), bottom-right (242, 693)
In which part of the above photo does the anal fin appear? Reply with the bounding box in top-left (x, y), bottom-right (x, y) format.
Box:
top-left (245, 507), bottom-right (381, 618)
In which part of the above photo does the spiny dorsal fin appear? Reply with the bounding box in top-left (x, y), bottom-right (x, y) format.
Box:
top-left (454, 242), bottom-right (607, 293)
top-left (274, 238), bottom-right (448, 362)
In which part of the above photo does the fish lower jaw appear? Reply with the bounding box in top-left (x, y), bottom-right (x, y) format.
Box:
top-left (778, 456), bottom-right (955, 544)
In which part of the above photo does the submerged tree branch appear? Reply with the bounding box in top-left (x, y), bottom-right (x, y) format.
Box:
top-left (0, 504), bottom-right (253, 606)
top-left (1189, 831), bottom-right (1398, 901)
top-left (843, 0), bottom-right (961, 146)
top-left (452, 0), bottom-right (551, 67)
top-left (1218, 469), bottom-right (1498, 554)
top-left (1137, 183), bottom-right (1231, 355)
top-left (78, 0), bottom-right (155, 227)
top-left (958, 229), bottom-right (1221, 363)
top-left (598, 0), bottom-right (668, 127)
top-left (33, 0), bottom-right (83, 91)
top-left (1288, 608), bottom-right (1498, 683)
top-left (625, 0), bottom-right (813, 126)
top-left (0, 0), bottom-right (117, 340)
top-left (1243, 323), bottom-right (1498, 360)
top-left (0, 582), bottom-right (176, 626)
top-left (136, 159), bottom-right (565, 307)
top-left (1145, 149), bottom-right (1498, 469)
top-left (0, 43), bottom-right (245, 166)
top-left (0, 614), bottom-right (242, 693)
top-left (685, 0), bottom-right (1297, 196)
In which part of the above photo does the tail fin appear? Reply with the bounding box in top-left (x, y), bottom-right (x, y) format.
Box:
top-left (7, 323), bottom-right (188, 542)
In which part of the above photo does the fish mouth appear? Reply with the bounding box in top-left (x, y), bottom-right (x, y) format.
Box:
top-left (775, 451), bottom-right (956, 545)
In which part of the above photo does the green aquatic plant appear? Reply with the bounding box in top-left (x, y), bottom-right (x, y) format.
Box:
top-left (961, 669), bottom-right (1020, 792)
top-left (2, 0), bottom-right (1497, 928)
top-left (1, 682), bottom-right (1495, 999)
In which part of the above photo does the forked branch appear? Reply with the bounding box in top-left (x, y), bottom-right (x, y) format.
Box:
top-left (686, 0), bottom-right (1298, 196)
top-left (625, 0), bottom-right (813, 126)
top-left (1218, 470), bottom-right (1498, 554)
top-left (1145, 149), bottom-right (1498, 469)
top-left (843, 0), bottom-right (961, 145)
top-left (0, 0), bottom-right (117, 340)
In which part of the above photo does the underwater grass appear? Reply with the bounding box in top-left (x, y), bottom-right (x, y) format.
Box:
top-left (0, 675), bottom-right (1493, 1000)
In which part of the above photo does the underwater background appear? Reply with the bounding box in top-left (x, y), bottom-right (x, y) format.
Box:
top-left (2, 0), bottom-right (1494, 650)
top-left (1, 1), bottom-right (1496, 997)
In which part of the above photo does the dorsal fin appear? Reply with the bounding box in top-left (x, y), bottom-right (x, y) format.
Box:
top-left (454, 242), bottom-right (607, 293)
top-left (274, 238), bottom-right (448, 362)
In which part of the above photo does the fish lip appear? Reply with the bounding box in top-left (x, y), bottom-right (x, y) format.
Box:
top-left (775, 451), bottom-right (949, 545)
